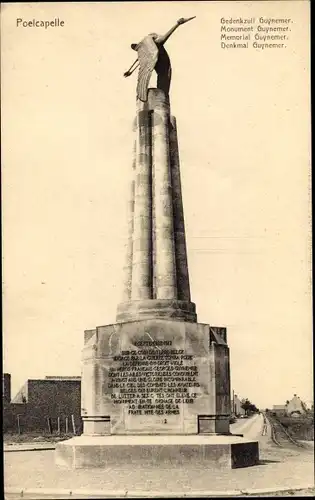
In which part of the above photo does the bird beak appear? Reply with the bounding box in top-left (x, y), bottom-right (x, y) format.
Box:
top-left (184, 16), bottom-right (196, 23)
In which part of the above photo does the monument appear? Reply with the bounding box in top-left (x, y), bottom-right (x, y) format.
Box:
top-left (56, 17), bottom-right (259, 469)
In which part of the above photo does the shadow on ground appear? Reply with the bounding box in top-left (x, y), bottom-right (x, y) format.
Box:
top-left (258, 459), bottom-right (281, 465)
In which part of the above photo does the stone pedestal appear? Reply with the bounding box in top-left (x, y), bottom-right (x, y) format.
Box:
top-left (55, 320), bottom-right (259, 469)
top-left (56, 435), bottom-right (259, 470)
top-left (80, 319), bottom-right (231, 436)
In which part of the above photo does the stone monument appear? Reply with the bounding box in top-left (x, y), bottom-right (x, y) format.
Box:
top-left (56, 17), bottom-right (259, 469)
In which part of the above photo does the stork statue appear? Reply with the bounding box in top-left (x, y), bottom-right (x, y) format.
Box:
top-left (123, 17), bottom-right (196, 102)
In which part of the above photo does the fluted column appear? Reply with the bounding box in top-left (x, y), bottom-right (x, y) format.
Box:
top-left (121, 141), bottom-right (136, 301)
top-left (150, 91), bottom-right (177, 299)
top-left (170, 116), bottom-right (191, 302)
top-left (152, 135), bottom-right (157, 299)
top-left (131, 104), bottom-right (152, 299)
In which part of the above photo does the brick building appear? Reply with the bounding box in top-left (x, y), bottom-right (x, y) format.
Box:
top-left (3, 373), bottom-right (11, 403)
top-left (3, 374), bottom-right (82, 434)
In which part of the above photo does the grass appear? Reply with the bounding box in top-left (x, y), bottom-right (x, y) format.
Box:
top-left (278, 416), bottom-right (314, 441)
top-left (4, 432), bottom-right (76, 444)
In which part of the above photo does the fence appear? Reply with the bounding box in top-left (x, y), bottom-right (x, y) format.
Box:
top-left (3, 404), bottom-right (83, 435)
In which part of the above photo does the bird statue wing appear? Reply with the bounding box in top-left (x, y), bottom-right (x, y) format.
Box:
top-left (136, 36), bottom-right (159, 102)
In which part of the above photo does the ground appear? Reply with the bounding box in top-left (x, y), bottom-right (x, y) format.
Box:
top-left (253, 489), bottom-right (314, 497)
top-left (4, 432), bottom-right (69, 444)
top-left (4, 414), bottom-right (314, 498)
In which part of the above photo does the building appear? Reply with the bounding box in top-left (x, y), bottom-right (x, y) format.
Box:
top-left (3, 373), bottom-right (11, 403)
top-left (272, 404), bottom-right (287, 416)
top-left (3, 375), bottom-right (82, 434)
top-left (285, 394), bottom-right (308, 417)
top-left (272, 395), bottom-right (308, 418)
top-left (231, 392), bottom-right (246, 417)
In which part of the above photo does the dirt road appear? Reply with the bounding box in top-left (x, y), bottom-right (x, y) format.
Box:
top-left (231, 413), bottom-right (264, 440)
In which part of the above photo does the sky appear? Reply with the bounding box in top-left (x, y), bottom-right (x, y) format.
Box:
top-left (2, 1), bottom-right (312, 410)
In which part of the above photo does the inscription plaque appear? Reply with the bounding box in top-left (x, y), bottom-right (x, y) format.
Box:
top-left (108, 341), bottom-right (200, 416)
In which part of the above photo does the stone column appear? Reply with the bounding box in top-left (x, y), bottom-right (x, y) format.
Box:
top-left (170, 116), bottom-right (191, 302)
top-left (81, 337), bottom-right (110, 435)
top-left (150, 90), bottom-right (177, 300)
top-left (121, 141), bottom-right (136, 302)
top-left (131, 103), bottom-right (152, 300)
top-left (214, 343), bottom-right (231, 434)
top-left (152, 137), bottom-right (157, 299)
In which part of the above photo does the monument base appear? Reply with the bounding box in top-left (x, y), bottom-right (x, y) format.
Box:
top-left (55, 435), bottom-right (259, 469)
top-left (81, 319), bottom-right (233, 436)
